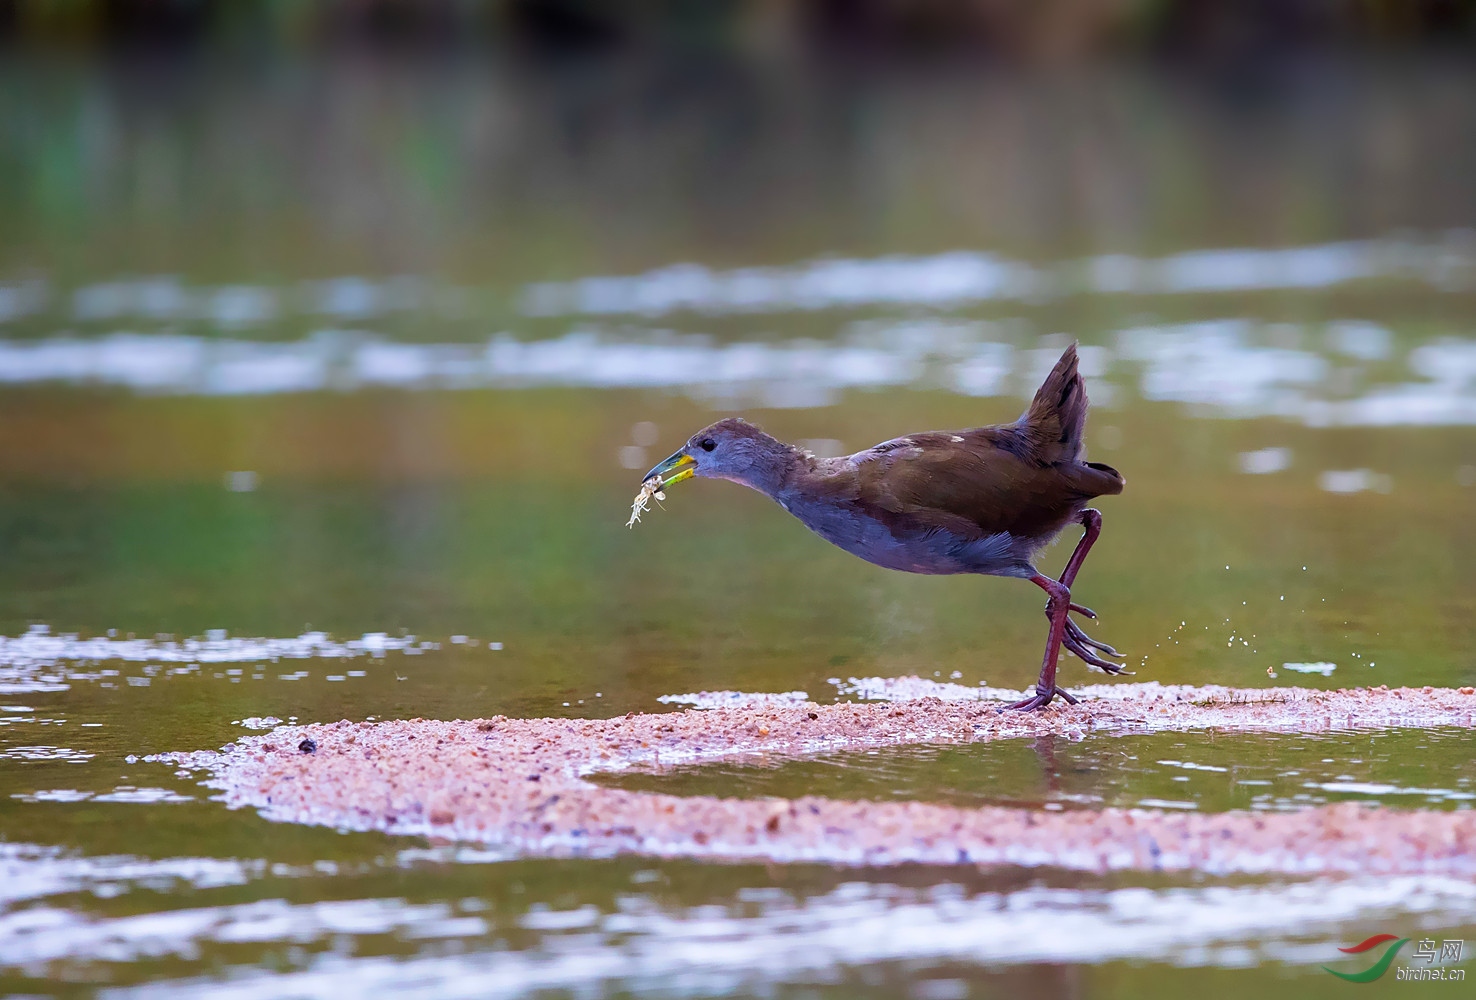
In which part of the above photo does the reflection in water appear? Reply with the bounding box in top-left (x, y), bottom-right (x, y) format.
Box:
top-left (0, 626), bottom-right (459, 668)
top-left (10, 234), bottom-right (1462, 334)
top-left (599, 727), bottom-right (1476, 814)
top-left (0, 746), bottom-right (94, 763)
top-left (1238, 447), bottom-right (1293, 474)
top-left (0, 842), bottom-right (261, 905)
top-left (24, 236), bottom-right (1464, 329)
top-left (2, 896), bottom-right (488, 970)
top-left (1031, 734), bottom-right (1064, 802)
top-left (12, 786), bottom-right (193, 804)
top-left (3, 316), bottom-right (1476, 424)
top-left (1, 854), bottom-right (1473, 996)
top-left (0, 626), bottom-right (472, 696)
top-left (521, 238), bottom-right (1475, 316)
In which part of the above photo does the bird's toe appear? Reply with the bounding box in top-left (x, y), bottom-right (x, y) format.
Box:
top-left (1065, 619), bottom-right (1123, 659)
top-left (1002, 685), bottom-right (1079, 711)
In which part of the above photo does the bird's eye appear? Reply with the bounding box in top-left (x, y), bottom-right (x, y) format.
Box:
top-left (699, 438), bottom-right (717, 452)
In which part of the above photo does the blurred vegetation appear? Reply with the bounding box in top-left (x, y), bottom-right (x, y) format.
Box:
top-left (0, 0), bottom-right (1473, 62)
top-left (3, 44), bottom-right (1475, 288)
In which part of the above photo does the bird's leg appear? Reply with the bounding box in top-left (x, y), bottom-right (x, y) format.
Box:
top-left (1006, 574), bottom-right (1074, 711)
top-left (1057, 508), bottom-right (1102, 588)
top-left (1031, 734), bottom-right (1063, 797)
top-left (1048, 508), bottom-right (1130, 675)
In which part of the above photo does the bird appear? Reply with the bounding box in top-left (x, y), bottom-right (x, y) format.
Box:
top-left (640, 342), bottom-right (1126, 710)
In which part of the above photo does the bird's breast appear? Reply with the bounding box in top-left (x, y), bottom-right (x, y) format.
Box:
top-left (773, 491), bottom-right (1025, 576)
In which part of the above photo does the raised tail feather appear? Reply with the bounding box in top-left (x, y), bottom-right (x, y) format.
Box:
top-left (1019, 342), bottom-right (1089, 465)
top-left (1069, 460), bottom-right (1126, 498)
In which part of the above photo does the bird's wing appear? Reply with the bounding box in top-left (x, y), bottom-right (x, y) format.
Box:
top-left (851, 429), bottom-right (1106, 539)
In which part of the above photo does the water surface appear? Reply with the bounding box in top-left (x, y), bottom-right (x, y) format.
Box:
top-left (597, 727), bottom-right (1476, 813)
top-left (2, 56), bottom-right (1475, 997)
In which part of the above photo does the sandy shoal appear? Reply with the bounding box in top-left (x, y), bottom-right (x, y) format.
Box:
top-left (163, 681), bottom-right (1476, 875)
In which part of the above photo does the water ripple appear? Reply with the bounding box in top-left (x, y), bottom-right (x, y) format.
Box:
top-left (522, 237), bottom-right (1475, 316)
top-left (2, 318), bottom-right (1473, 425)
top-left (0, 627), bottom-right (462, 695)
top-left (35, 876), bottom-right (1475, 996)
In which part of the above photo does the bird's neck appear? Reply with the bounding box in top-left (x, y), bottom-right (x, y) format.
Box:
top-left (733, 438), bottom-right (812, 498)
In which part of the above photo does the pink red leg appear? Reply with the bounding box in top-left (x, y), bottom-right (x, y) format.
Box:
top-left (1006, 574), bottom-right (1075, 711)
top-left (1011, 509), bottom-right (1126, 711)
top-left (1058, 508), bottom-right (1101, 588)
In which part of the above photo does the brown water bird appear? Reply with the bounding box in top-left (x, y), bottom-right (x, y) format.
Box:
top-left (642, 343), bottom-right (1126, 709)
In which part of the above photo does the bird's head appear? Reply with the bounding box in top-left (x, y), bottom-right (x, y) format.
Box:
top-left (641, 418), bottom-right (790, 493)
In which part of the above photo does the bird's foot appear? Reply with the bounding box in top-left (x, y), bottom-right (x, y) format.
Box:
top-left (1046, 598), bottom-right (1104, 626)
top-left (1002, 685), bottom-right (1080, 711)
top-left (1064, 618), bottom-right (1131, 675)
top-left (1044, 602), bottom-right (1130, 675)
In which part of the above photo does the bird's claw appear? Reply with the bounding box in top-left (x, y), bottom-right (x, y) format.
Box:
top-left (1065, 635), bottom-right (1132, 674)
top-left (1065, 617), bottom-right (1123, 657)
top-left (1044, 602), bottom-right (1127, 673)
top-left (1063, 619), bottom-right (1130, 674)
top-left (1002, 684), bottom-right (1080, 711)
top-left (1046, 599), bottom-right (1099, 624)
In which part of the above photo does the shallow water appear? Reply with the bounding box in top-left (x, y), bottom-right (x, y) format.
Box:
top-left (598, 726), bottom-right (1476, 813)
top-left (3, 56), bottom-right (1476, 996)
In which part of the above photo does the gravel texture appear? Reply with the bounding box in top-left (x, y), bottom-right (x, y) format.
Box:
top-left (164, 681), bottom-right (1476, 875)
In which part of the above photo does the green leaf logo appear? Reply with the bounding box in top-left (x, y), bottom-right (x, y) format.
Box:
top-left (1323, 936), bottom-right (1410, 983)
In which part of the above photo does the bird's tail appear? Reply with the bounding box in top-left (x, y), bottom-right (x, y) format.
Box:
top-left (1019, 342), bottom-right (1089, 465)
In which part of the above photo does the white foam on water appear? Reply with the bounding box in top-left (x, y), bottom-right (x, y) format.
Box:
top-left (1238, 447), bottom-right (1292, 474)
top-left (58, 276), bottom-right (440, 327)
top-left (1318, 470), bottom-right (1393, 494)
top-left (1157, 760), bottom-right (1231, 773)
top-left (1116, 319), bottom-right (1329, 415)
top-left (657, 690), bottom-right (813, 710)
top-left (0, 897), bottom-right (487, 970)
top-left (0, 626), bottom-right (463, 694)
top-left (521, 252), bottom-right (1043, 316)
top-left (1328, 320), bottom-right (1393, 360)
top-left (3, 238), bottom-right (1467, 338)
top-left (521, 237), bottom-right (1476, 317)
top-left (1135, 798), bottom-right (1200, 811)
top-left (1282, 662), bottom-right (1338, 676)
top-left (0, 746), bottom-right (95, 763)
top-left (2, 319), bottom-right (1476, 426)
top-left (0, 843), bottom-right (267, 907)
top-left (19, 875), bottom-right (1466, 997)
top-left (1302, 780), bottom-right (1476, 803)
top-left (825, 677), bottom-right (1377, 709)
top-left (830, 675), bottom-right (1026, 702)
top-left (11, 786), bottom-right (194, 805)
top-left (0, 626), bottom-right (434, 669)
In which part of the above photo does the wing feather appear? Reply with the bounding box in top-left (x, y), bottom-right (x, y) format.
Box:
top-left (849, 428), bottom-right (1118, 540)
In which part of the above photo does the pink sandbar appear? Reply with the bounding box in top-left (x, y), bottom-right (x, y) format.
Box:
top-left (167, 682), bottom-right (1476, 875)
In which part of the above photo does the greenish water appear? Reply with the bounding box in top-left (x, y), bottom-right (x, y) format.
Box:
top-left (598, 728), bottom-right (1476, 813)
top-left (2, 56), bottom-right (1476, 997)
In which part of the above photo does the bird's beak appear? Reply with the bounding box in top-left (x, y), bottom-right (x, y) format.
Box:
top-left (643, 450), bottom-right (696, 489)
